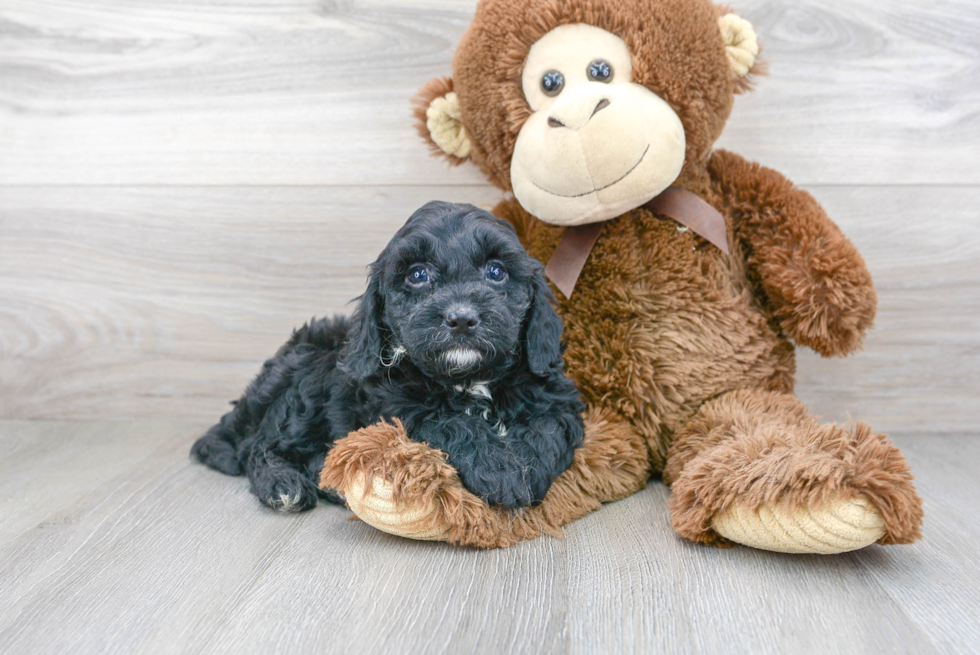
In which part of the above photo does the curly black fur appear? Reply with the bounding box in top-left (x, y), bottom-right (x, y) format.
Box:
top-left (191, 201), bottom-right (585, 512)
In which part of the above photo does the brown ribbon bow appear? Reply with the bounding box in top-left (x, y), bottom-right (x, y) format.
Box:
top-left (544, 186), bottom-right (729, 299)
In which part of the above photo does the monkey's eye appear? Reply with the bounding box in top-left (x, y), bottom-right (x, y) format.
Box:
top-left (587, 60), bottom-right (613, 83)
top-left (405, 264), bottom-right (430, 287)
top-left (541, 70), bottom-right (564, 96)
top-left (484, 260), bottom-right (508, 283)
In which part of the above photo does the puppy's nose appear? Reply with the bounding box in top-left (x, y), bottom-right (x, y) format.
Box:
top-left (444, 308), bottom-right (480, 335)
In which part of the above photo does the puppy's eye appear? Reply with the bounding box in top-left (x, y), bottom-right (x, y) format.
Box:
top-left (406, 264), bottom-right (430, 286)
top-left (484, 261), bottom-right (507, 283)
top-left (541, 70), bottom-right (564, 97)
top-left (587, 59), bottom-right (613, 83)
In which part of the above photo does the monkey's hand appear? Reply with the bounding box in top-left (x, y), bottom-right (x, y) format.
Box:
top-left (319, 409), bottom-right (649, 548)
top-left (319, 419), bottom-right (456, 541)
top-left (710, 149), bottom-right (877, 357)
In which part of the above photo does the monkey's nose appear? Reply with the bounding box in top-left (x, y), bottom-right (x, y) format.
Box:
top-left (548, 98), bottom-right (611, 129)
top-left (444, 308), bottom-right (480, 335)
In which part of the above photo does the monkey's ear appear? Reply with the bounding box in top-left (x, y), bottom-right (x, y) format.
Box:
top-left (412, 76), bottom-right (472, 164)
top-left (718, 13), bottom-right (764, 92)
top-left (339, 268), bottom-right (385, 382)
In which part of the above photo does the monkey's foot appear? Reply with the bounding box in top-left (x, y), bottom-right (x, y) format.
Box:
top-left (710, 496), bottom-right (885, 554)
top-left (666, 391), bottom-right (923, 553)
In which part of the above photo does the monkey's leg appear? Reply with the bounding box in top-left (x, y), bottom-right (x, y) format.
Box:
top-left (319, 407), bottom-right (650, 548)
top-left (663, 388), bottom-right (923, 553)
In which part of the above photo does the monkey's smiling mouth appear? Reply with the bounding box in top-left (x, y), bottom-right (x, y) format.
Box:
top-left (532, 144), bottom-right (650, 199)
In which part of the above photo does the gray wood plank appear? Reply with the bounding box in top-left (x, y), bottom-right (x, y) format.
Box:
top-left (566, 433), bottom-right (980, 653)
top-left (0, 420), bottom-right (196, 544)
top-left (0, 421), bottom-right (569, 655)
top-left (0, 426), bottom-right (306, 654)
top-left (2, 422), bottom-right (979, 654)
top-left (718, 0), bottom-right (980, 186)
top-left (0, 0), bottom-right (977, 186)
top-left (188, 512), bottom-right (569, 655)
top-left (562, 482), bottom-right (939, 654)
top-left (1, 185), bottom-right (977, 433)
top-left (850, 435), bottom-right (980, 654)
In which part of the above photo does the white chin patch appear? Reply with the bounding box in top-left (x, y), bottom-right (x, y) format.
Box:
top-left (442, 348), bottom-right (482, 371)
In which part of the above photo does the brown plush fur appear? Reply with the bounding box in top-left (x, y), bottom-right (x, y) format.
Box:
top-left (323, 0), bottom-right (923, 548)
top-left (663, 389), bottom-right (922, 545)
top-left (321, 407), bottom-right (650, 548)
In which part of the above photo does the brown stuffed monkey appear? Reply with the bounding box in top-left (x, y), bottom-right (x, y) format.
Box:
top-left (320, 0), bottom-right (923, 553)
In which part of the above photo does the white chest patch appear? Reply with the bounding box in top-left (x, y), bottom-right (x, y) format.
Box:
top-left (454, 380), bottom-right (492, 401)
top-left (453, 381), bottom-right (507, 436)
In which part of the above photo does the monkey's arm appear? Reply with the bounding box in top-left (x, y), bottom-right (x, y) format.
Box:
top-left (709, 149), bottom-right (877, 357)
top-left (319, 407), bottom-right (648, 548)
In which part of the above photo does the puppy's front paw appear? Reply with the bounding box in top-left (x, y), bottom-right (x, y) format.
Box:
top-left (252, 469), bottom-right (319, 513)
top-left (319, 419), bottom-right (459, 541)
top-left (460, 469), bottom-right (538, 510)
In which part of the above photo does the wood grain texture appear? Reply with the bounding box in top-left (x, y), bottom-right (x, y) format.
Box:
top-left (0, 421), bottom-right (976, 654)
top-left (0, 0), bottom-right (978, 186)
top-left (562, 485), bottom-right (936, 654)
top-left (0, 421), bottom-right (191, 543)
top-left (850, 437), bottom-right (980, 653)
top-left (2, 185), bottom-right (978, 432)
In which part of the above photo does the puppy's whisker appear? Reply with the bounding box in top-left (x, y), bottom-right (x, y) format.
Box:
top-left (481, 337), bottom-right (498, 361)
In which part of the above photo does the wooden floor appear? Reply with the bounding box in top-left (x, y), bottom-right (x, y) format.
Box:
top-left (0, 422), bottom-right (976, 654)
top-left (2, 0), bottom-right (979, 652)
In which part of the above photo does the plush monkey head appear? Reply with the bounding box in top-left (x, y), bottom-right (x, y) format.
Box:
top-left (415, 0), bottom-right (761, 226)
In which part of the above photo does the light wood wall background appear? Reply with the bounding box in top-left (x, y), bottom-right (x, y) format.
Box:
top-left (1, 0), bottom-right (978, 432)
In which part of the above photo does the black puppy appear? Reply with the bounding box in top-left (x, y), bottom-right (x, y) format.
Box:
top-left (191, 201), bottom-right (584, 512)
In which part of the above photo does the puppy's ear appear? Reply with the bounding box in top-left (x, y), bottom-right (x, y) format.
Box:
top-left (340, 267), bottom-right (385, 382)
top-left (525, 266), bottom-right (565, 377)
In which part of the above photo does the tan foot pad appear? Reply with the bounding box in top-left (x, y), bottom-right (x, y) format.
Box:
top-left (711, 496), bottom-right (886, 554)
top-left (345, 473), bottom-right (450, 542)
